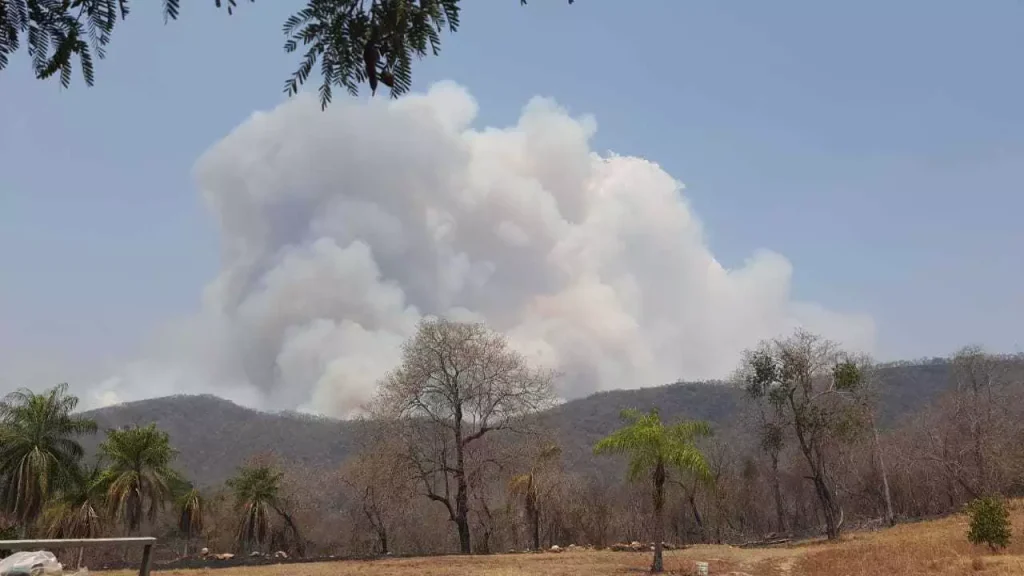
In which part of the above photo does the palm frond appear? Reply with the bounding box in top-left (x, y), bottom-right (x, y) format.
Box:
top-left (227, 463), bottom-right (287, 552)
top-left (595, 408), bottom-right (714, 483)
top-left (177, 488), bottom-right (204, 536)
top-left (0, 384), bottom-right (96, 525)
top-left (98, 424), bottom-right (179, 533)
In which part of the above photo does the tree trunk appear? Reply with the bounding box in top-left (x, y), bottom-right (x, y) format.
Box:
top-left (455, 515), bottom-right (472, 555)
top-left (793, 409), bottom-right (842, 540)
top-left (529, 496), bottom-right (540, 552)
top-left (871, 423), bottom-right (895, 526)
top-left (650, 460), bottom-right (666, 573)
top-left (687, 494), bottom-right (704, 542)
top-left (811, 471), bottom-right (841, 540)
top-left (77, 548), bottom-right (84, 569)
top-left (973, 423), bottom-right (988, 496)
top-left (454, 460), bottom-right (472, 554)
top-left (275, 507), bottom-right (306, 558)
top-left (477, 495), bottom-right (494, 555)
top-left (770, 452), bottom-right (786, 534)
top-left (454, 408), bottom-right (472, 554)
top-left (379, 527), bottom-right (388, 555)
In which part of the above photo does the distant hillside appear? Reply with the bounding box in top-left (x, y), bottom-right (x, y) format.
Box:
top-left (80, 360), bottom-right (959, 487)
top-left (82, 394), bottom-right (367, 487)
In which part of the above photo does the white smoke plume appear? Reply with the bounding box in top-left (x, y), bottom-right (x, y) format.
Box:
top-left (93, 82), bottom-right (875, 417)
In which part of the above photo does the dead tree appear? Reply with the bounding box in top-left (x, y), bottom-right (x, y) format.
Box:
top-left (373, 319), bottom-right (556, 554)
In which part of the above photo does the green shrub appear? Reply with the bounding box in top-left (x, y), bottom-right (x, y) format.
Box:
top-left (966, 496), bottom-right (1012, 552)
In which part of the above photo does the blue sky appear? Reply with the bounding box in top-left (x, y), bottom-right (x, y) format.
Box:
top-left (1, 0), bottom-right (1022, 391)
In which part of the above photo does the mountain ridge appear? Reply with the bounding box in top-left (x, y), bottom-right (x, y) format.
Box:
top-left (77, 359), bottom-right (958, 487)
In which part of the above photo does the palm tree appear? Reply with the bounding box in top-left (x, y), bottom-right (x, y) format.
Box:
top-left (176, 488), bottom-right (204, 557)
top-left (226, 463), bottom-right (303, 556)
top-left (0, 383), bottom-right (97, 531)
top-left (594, 409), bottom-right (712, 573)
top-left (508, 443), bottom-right (561, 551)
top-left (96, 424), bottom-right (180, 535)
top-left (41, 461), bottom-right (105, 568)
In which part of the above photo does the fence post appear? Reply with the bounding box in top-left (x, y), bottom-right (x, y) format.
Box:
top-left (139, 543), bottom-right (153, 576)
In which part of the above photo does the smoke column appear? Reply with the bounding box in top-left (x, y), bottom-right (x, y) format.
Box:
top-left (94, 82), bottom-right (874, 416)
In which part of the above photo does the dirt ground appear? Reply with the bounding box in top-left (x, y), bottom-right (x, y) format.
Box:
top-left (98, 503), bottom-right (1024, 576)
top-left (101, 548), bottom-right (793, 576)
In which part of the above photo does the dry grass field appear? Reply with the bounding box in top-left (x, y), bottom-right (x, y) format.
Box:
top-left (790, 501), bottom-right (1024, 576)
top-left (98, 502), bottom-right (1024, 576)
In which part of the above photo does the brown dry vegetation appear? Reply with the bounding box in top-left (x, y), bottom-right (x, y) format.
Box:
top-left (98, 549), bottom-right (776, 576)
top-left (793, 500), bottom-right (1024, 576)
top-left (68, 349), bottom-right (1024, 562)
top-left (97, 502), bottom-right (1024, 576)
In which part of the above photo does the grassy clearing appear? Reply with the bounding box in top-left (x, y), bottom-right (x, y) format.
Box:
top-left (98, 502), bottom-right (1024, 576)
top-left (793, 501), bottom-right (1024, 576)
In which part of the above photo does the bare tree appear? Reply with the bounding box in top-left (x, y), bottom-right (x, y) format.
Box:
top-left (508, 443), bottom-right (562, 551)
top-left (950, 346), bottom-right (1000, 496)
top-left (373, 318), bottom-right (556, 554)
top-left (913, 349), bottom-right (1022, 504)
top-left (857, 365), bottom-right (895, 526)
top-left (738, 379), bottom-right (789, 534)
top-left (340, 441), bottom-right (412, 555)
top-left (869, 419), bottom-right (895, 526)
top-left (738, 330), bottom-right (869, 540)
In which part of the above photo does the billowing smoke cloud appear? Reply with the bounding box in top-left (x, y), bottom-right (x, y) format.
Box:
top-left (93, 82), bottom-right (875, 417)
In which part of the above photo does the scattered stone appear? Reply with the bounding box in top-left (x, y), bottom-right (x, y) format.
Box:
top-left (249, 551), bottom-right (261, 557)
top-left (199, 548), bottom-right (210, 557)
top-left (213, 553), bottom-right (234, 560)
top-left (549, 545), bottom-right (562, 553)
top-left (273, 551), bottom-right (289, 559)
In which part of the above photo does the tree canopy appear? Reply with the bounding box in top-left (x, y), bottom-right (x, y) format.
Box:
top-left (595, 408), bottom-right (712, 573)
top-left (0, 0), bottom-right (573, 109)
top-left (374, 317), bottom-right (556, 554)
top-left (176, 487), bottom-right (204, 555)
top-left (40, 460), bottom-right (104, 540)
top-left (96, 423), bottom-right (181, 534)
top-left (0, 383), bottom-right (97, 528)
top-left (737, 329), bottom-right (870, 540)
top-left (227, 461), bottom-right (303, 555)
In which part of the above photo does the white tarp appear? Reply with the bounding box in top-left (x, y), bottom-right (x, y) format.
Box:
top-left (0, 551), bottom-right (64, 576)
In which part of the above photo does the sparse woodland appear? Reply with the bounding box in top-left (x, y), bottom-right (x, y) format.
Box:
top-left (2, 319), bottom-right (1023, 573)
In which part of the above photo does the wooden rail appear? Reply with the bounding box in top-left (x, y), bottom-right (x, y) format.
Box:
top-left (0, 537), bottom-right (156, 576)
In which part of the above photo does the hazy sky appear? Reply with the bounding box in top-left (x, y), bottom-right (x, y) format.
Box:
top-left (1, 1), bottom-right (1021, 412)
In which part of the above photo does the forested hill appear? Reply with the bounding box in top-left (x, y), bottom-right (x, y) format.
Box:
top-left (80, 359), bottom-right (957, 487)
top-left (81, 395), bottom-right (367, 487)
